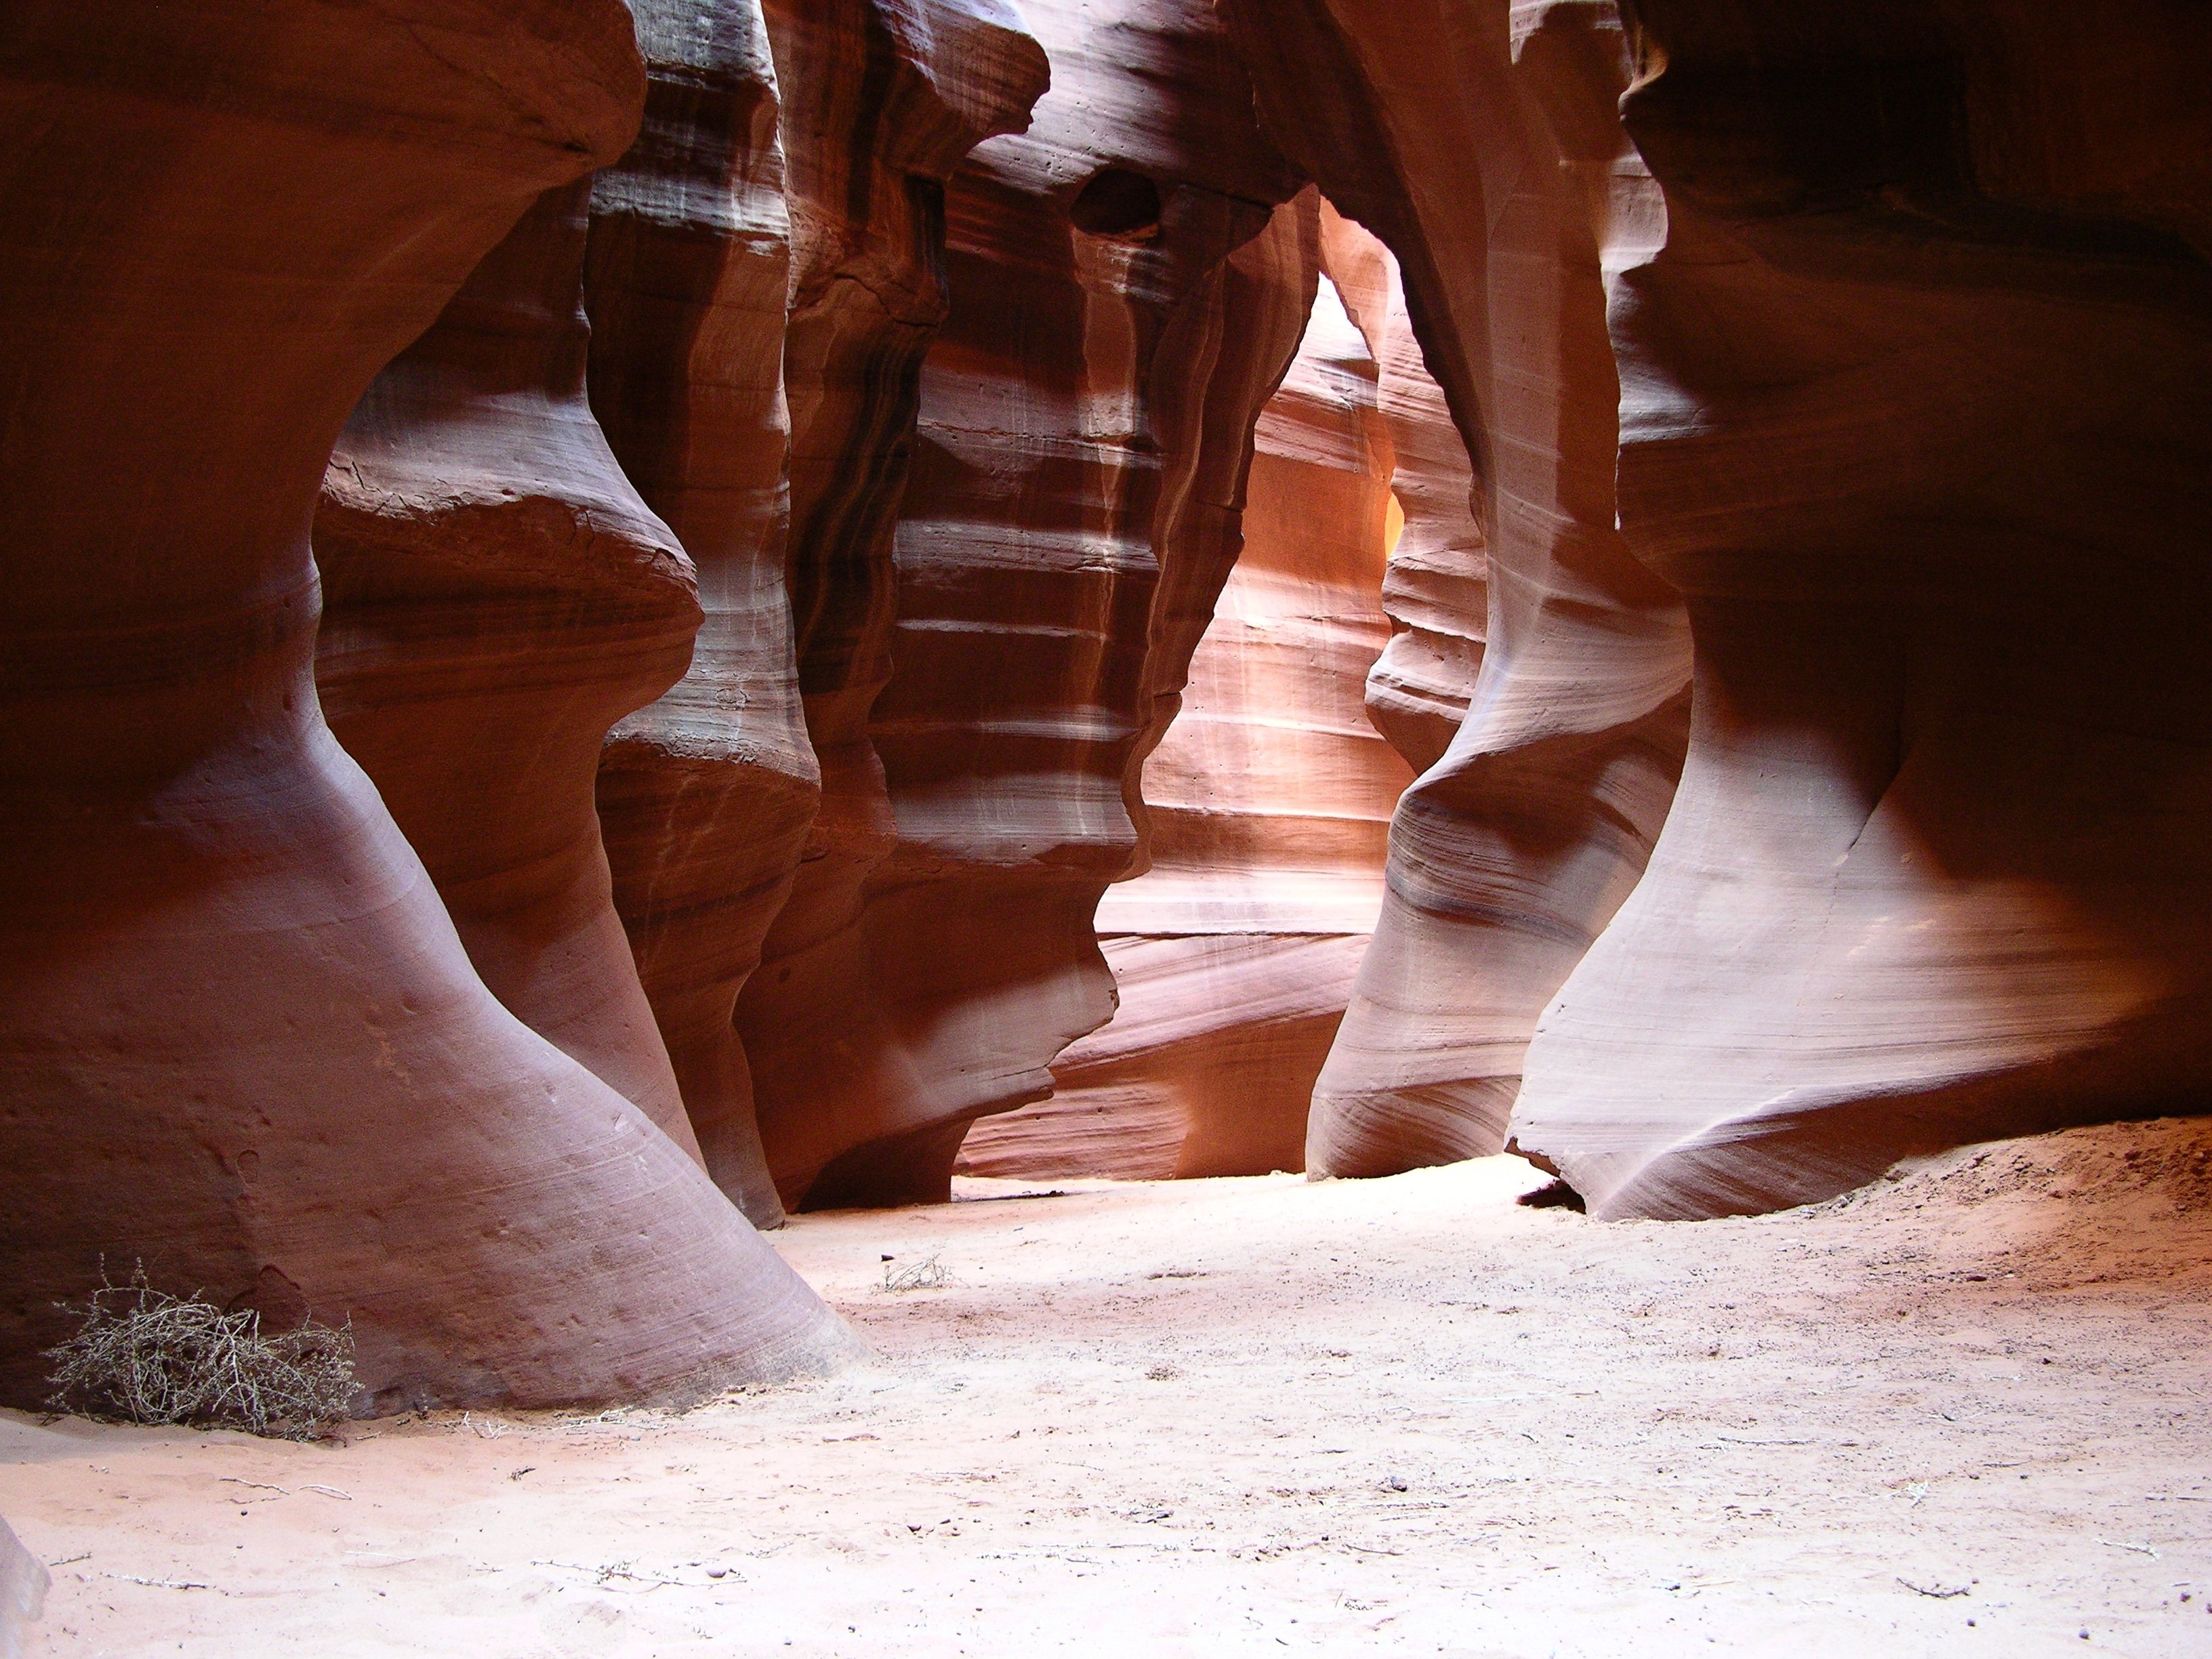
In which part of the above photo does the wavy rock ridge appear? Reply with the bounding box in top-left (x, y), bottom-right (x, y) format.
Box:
top-left (1216, 0), bottom-right (1693, 1180)
top-left (733, 0), bottom-right (1054, 1217)
top-left (579, 0), bottom-right (821, 1229)
top-left (315, 178), bottom-right (707, 1164)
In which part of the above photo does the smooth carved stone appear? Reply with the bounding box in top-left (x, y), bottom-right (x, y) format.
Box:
top-left (1216, 0), bottom-right (1694, 1179)
top-left (749, 0), bottom-right (1305, 1210)
top-left (316, 180), bottom-right (708, 1163)
top-left (583, 0), bottom-right (820, 1228)
top-left (1119, 188), bottom-right (1321, 848)
top-left (731, 0), bottom-right (1049, 1214)
top-left (1510, 1), bottom-right (2212, 1218)
top-left (0, 0), bottom-right (853, 1410)
top-left (1319, 205), bottom-right (1488, 776)
top-left (961, 260), bottom-right (1412, 1179)
top-left (957, 935), bottom-right (1372, 1179)
top-left (0, 1515), bottom-right (44, 1659)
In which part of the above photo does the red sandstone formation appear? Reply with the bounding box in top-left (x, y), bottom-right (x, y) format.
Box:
top-left (960, 264), bottom-right (1412, 1179)
top-left (0, 1515), bottom-right (42, 1659)
top-left (11, 10), bottom-right (2202, 1449)
top-left (745, 0), bottom-right (1307, 1209)
top-left (1216, 0), bottom-right (1694, 1180)
top-left (0, 0), bottom-right (850, 1411)
top-left (732, 0), bottom-right (1052, 1216)
top-left (1318, 206), bottom-right (1487, 777)
top-left (581, 0), bottom-right (821, 1227)
top-left (314, 181), bottom-right (707, 1162)
top-left (1509, 1), bottom-right (2212, 1217)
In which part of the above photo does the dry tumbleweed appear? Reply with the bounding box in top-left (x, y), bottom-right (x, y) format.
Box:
top-left (879, 1252), bottom-right (951, 1293)
top-left (43, 1265), bottom-right (356, 1439)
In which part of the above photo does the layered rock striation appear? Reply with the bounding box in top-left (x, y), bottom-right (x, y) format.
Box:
top-left (1215, 0), bottom-right (1694, 1179)
top-left (732, 0), bottom-right (1052, 1214)
top-left (0, 0), bottom-right (851, 1409)
top-left (315, 180), bottom-right (706, 1162)
top-left (960, 264), bottom-right (1412, 1180)
top-left (745, 0), bottom-right (1307, 1209)
top-left (1511, 0), bottom-right (2212, 1217)
top-left (582, 0), bottom-right (822, 1226)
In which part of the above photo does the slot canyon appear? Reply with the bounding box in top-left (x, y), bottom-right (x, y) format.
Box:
top-left (1, 1), bottom-right (2206, 1654)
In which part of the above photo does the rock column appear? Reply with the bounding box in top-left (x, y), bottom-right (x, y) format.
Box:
top-left (1511, 0), bottom-right (2212, 1216)
top-left (0, 0), bottom-right (851, 1408)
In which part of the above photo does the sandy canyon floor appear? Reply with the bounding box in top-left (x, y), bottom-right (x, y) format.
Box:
top-left (5, 1118), bottom-right (2209, 1658)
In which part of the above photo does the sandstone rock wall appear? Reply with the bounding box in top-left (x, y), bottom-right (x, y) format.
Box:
top-left (314, 180), bottom-right (707, 1164)
top-left (13, 5), bottom-right (2206, 1417)
top-left (0, 1515), bottom-right (43, 1659)
top-left (960, 260), bottom-right (1412, 1180)
top-left (0, 0), bottom-right (850, 1410)
top-left (1214, 0), bottom-right (1694, 1179)
top-left (731, 0), bottom-right (1052, 1216)
top-left (1510, 0), bottom-right (2212, 1216)
top-left (744, 0), bottom-right (1307, 1209)
top-left (581, 0), bottom-right (819, 1227)
top-left (1317, 206), bottom-right (1487, 777)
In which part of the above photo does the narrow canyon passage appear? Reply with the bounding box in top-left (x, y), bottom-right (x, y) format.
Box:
top-left (960, 260), bottom-right (1417, 1184)
top-left (8, 1120), bottom-right (2207, 1657)
top-left (7, 3), bottom-right (2212, 1654)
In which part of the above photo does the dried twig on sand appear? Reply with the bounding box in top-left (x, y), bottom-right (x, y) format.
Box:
top-left (43, 1265), bottom-right (354, 1440)
top-left (880, 1253), bottom-right (951, 1293)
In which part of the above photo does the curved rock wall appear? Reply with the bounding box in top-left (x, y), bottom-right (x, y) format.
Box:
top-left (1317, 205), bottom-right (1488, 777)
top-left (1214, 0), bottom-right (1694, 1179)
top-left (581, 0), bottom-right (818, 1228)
top-left (960, 260), bottom-right (1411, 1180)
top-left (1510, 0), bottom-right (2212, 1217)
top-left (0, 0), bottom-right (850, 1410)
top-left (731, 0), bottom-right (1051, 1220)
top-left (14, 8), bottom-right (2205, 1422)
top-left (314, 180), bottom-right (707, 1164)
top-left (745, 0), bottom-right (1306, 1210)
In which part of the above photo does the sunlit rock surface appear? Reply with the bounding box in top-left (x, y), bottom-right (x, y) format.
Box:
top-left (1318, 205), bottom-right (1486, 778)
top-left (1215, 0), bottom-right (1693, 1179)
top-left (960, 267), bottom-right (1412, 1179)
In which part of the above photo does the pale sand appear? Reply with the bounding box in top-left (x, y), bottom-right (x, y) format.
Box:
top-left (5, 1118), bottom-right (2209, 1657)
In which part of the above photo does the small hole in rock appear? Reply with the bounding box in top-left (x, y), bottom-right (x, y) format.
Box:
top-left (1069, 167), bottom-right (1162, 240)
